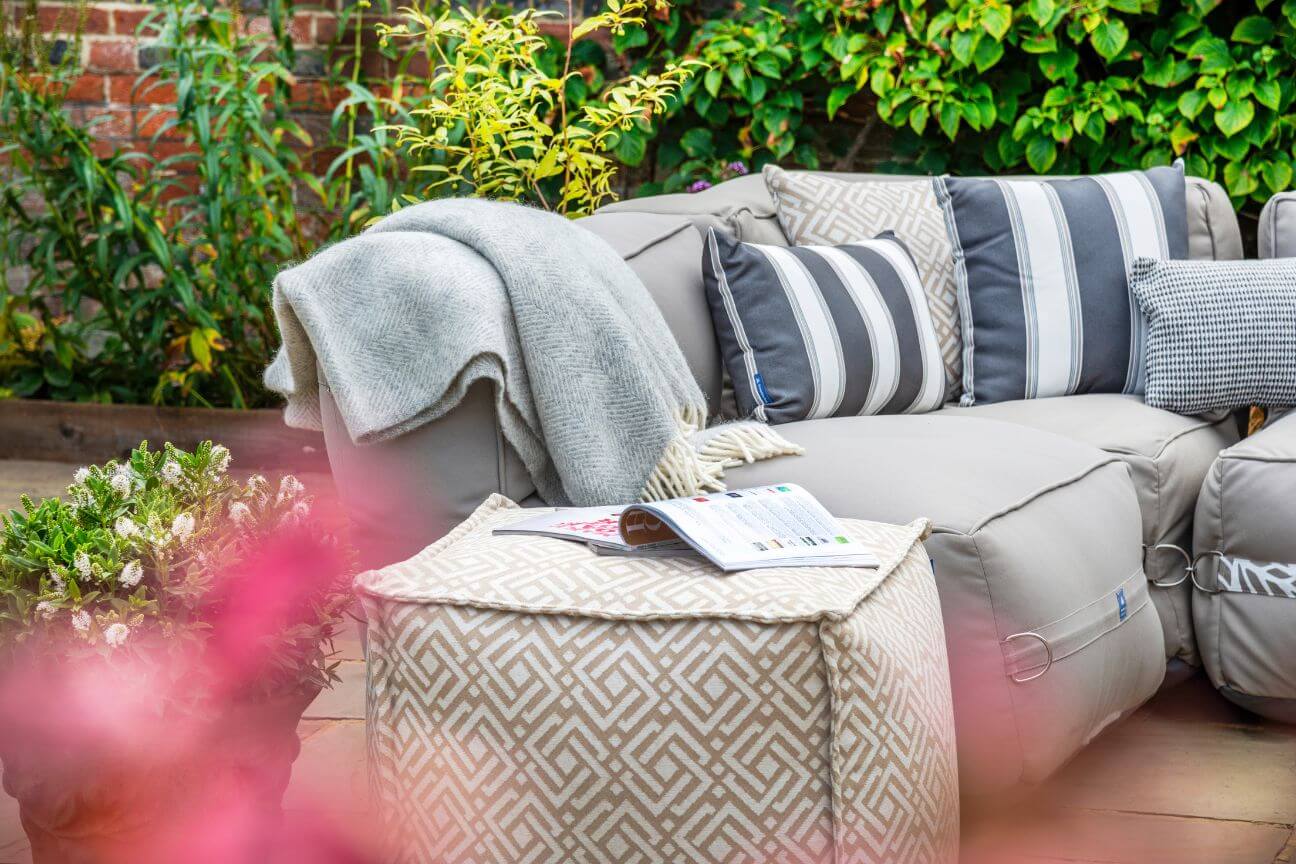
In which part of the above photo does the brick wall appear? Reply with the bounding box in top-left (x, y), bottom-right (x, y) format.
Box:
top-left (25, 0), bottom-right (343, 160)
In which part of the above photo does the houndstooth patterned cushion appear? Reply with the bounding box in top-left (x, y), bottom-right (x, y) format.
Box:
top-left (1130, 256), bottom-right (1296, 414)
top-left (358, 496), bottom-right (959, 864)
top-left (763, 166), bottom-right (962, 402)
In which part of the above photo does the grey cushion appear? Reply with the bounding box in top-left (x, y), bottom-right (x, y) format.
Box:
top-left (1194, 411), bottom-right (1296, 721)
top-left (598, 171), bottom-right (1242, 261)
top-left (934, 167), bottom-right (1189, 405)
top-left (1131, 256), bottom-right (1296, 414)
top-left (938, 393), bottom-right (1239, 665)
top-left (723, 413), bottom-right (1164, 795)
top-left (1259, 190), bottom-right (1296, 259)
top-left (702, 228), bottom-right (946, 423)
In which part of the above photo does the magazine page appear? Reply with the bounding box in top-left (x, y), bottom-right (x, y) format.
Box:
top-left (619, 483), bottom-right (878, 571)
top-left (494, 505), bottom-right (687, 551)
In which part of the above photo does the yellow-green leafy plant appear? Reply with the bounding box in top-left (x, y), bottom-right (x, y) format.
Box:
top-left (377, 0), bottom-right (701, 216)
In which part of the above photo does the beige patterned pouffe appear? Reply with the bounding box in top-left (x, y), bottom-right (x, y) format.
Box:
top-left (356, 496), bottom-right (959, 864)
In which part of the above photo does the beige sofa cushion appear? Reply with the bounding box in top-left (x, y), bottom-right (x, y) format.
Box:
top-left (722, 413), bottom-right (1165, 794)
top-left (1259, 190), bottom-right (1296, 259)
top-left (937, 394), bottom-right (1239, 665)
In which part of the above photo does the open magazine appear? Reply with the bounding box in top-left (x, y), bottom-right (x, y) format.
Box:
top-left (492, 483), bottom-right (878, 572)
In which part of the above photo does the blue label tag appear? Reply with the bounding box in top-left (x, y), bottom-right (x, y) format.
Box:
top-left (753, 372), bottom-right (772, 405)
top-left (1116, 587), bottom-right (1128, 622)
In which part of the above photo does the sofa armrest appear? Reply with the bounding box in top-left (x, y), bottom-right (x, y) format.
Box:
top-left (1259, 191), bottom-right (1296, 259)
top-left (321, 379), bottom-right (536, 569)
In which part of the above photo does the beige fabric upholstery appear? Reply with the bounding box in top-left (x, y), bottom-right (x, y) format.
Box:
top-left (1194, 411), bottom-right (1296, 721)
top-left (721, 414), bottom-right (1165, 794)
top-left (1259, 190), bottom-right (1296, 259)
top-left (359, 496), bottom-right (960, 864)
top-left (599, 171), bottom-right (1243, 261)
top-left (937, 395), bottom-right (1239, 665)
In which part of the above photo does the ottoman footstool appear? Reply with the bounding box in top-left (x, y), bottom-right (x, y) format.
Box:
top-left (357, 496), bottom-right (959, 864)
top-left (1193, 411), bottom-right (1296, 722)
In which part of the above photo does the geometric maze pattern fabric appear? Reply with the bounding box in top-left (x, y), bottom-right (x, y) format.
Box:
top-left (764, 166), bottom-right (963, 403)
top-left (361, 496), bottom-right (958, 863)
top-left (1216, 555), bottom-right (1296, 599)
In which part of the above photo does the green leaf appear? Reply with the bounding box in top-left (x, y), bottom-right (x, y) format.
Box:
top-left (1189, 36), bottom-right (1234, 73)
top-left (910, 102), bottom-right (930, 135)
top-left (1224, 161), bottom-right (1259, 196)
top-left (1215, 98), bottom-right (1255, 136)
top-left (679, 127), bottom-right (714, 158)
top-left (1027, 0), bottom-right (1056, 26)
top-left (1254, 79), bottom-right (1282, 110)
top-left (1232, 15), bottom-right (1276, 44)
top-left (827, 84), bottom-right (855, 120)
top-left (1262, 160), bottom-right (1294, 192)
top-left (937, 102), bottom-right (962, 139)
top-left (1090, 20), bottom-right (1129, 61)
top-left (1026, 135), bottom-right (1057, 172)
top-left (974, 36), bottom-right (1005, 72)
top-left (1143, 55), bottom-right (1176, 88)
top-left (981, 6), bottom-right (1011, 40)
top-left (951, 30), bottom-right (978, 66)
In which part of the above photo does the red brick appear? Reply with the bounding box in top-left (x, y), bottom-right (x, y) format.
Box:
top-left (38, 2), bottom-right (109, 34)
top-left (135, 106), bottom-right (179, 139)
top-left (109, 75), bottom-right (176, 105)
top-left (291, 12), bottom-right (315, 43)
top-left (313, 14), bottom-right (338, 45)
top-left (86, 38), bottom-right (136, 73)
top-left (112, 7), bottom-right (153, 36)
top-left (80, 106), bottom-right (134, 139)
top-left (64, 73), bottom-right (106, 103)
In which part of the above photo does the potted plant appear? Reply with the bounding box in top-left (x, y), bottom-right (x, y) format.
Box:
top-left (0, 442), bottom-right (353, 864)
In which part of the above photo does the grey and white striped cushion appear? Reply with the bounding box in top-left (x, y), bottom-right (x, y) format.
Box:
top-left (934, 165), bottom-right (1188, 406)
top-left (1130, 256), bottom-right (1296, 414)
top-left (702, 228), bottom-right (946, 424)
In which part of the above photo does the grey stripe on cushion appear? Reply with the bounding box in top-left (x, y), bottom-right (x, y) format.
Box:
top-left (702, 228), bottom-right (945, 424)
top-left (934, 164), bottom-right (1188, 406)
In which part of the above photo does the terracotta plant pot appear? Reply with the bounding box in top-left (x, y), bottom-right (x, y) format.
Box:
top-left (0, 682), bottom-right (320, 864)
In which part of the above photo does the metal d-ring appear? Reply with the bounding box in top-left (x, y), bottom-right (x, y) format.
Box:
top-left (1190, 550), bottom-right (1224, 594)
top-left (1143, 543), bottom-right (1192, 588)
top-left (1003, 631), bottom-right (1053, 684)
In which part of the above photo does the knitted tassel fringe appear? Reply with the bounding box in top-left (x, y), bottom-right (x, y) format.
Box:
top-left (639, 412), bottom-right (805, 502)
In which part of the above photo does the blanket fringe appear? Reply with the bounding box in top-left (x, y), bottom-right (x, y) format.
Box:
top-left (639, 412), bottom-right (805, 502)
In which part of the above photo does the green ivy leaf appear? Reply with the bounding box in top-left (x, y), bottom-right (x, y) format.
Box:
top-left (1039, 48), bottom-right (1079, 81)
top-left (938, 101), bottom-right (962, 139)
top-left (981, 6), bottom-right (1012, 40)
top-left (1142, 55), bottom-right (1176, 87)
top-left (1188, 35), bottom-right (1234, 73)
top-left (1215, 98), bottom-right (1255, 136)
top-left (1223, 161), bottom-right (1259, 196)
top-left (679, 127), bottom-right (714, 159)
top-left (1026, 135), bottom-right (1058, 172)
top-left (1091, 20), bottom-right (1129, 61)
top-left (826, 84), bottom-right (855, 120)
top-left (1261, 160), bottom-right (1294, 192)
top-left (974, 36), bottom-right (1005, 72)
top-left (951, 30), bottom-right (978, 65)
top-left (1027, 0), bottom-right (1056, 26)
top-left (1254, 79), bottom-right (1282, 110)
top-left (1231, 15), bottom-right (1276, 44)
top-left (910, 102), bottom-right (930, 135)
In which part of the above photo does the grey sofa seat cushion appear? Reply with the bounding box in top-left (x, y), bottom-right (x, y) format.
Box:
top-left (598, 172), bottom-right (1243, 261)
top-left (937, 393), bottom-right (1239, 665)
top-left (722, 413), bottom-right (1164, 795)
top-left (1259, 190), bottom-right (1296, 259)
top-left (1194, 411), bottom-right (1296, 721)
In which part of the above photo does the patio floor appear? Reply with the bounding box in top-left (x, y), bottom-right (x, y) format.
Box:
top-left (2, 459), bottom-right (1295, 864)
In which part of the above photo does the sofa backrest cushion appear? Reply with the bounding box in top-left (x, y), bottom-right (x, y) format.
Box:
top-left (577, 212), bottom-right (723, 414)
top-left (599, 170), bottom-right (1244, 261)
top-left (1259, 191), bottom-right (1296, 259)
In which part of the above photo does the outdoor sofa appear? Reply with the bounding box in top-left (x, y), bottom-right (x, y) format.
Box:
top-left (320, 170), bottom-right (1292, 797)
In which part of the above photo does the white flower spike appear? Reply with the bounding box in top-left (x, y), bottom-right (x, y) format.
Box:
top-left (110, 472), bottom-right (131, 497)
top-left (171, 513), bottom-right (195, 542)
top-left (115, 517), bottom-right (139, 539)
top-left (35, 601), bottom-right (57, 619)
top-left (119, 560), bottom-right (144, 588)
top-left (73, 467), bottom-right (90, 485)
top-left (228, 501), bottom-right (252, 527)
top-left (103, 623), bottom-right (130, 648)
top-left (210, 445), bottom-right (231, 474)
top-left (74, 552), bottom-right (92, 579)
top-left (71, 610), bottom-right (91, 632)
top-left (161, 460), bottom-right (183, 485)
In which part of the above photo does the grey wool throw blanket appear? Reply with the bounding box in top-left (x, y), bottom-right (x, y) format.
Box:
top-left (265, 198), bottom-right (802, 506)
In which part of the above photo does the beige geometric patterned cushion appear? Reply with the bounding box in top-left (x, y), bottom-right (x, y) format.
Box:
top-left (764, 166), bottom-right (962, 403)
top-left (358, 496), bottom-right (959, 864)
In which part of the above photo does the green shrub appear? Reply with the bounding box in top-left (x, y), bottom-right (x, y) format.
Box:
top-left (637, 0), bottom-right (1296, 208)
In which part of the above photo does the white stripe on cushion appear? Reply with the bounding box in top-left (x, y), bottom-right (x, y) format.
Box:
top-left (813, 245), bottom-right (900, 415)
top-left (1098, 172), bottom-right (1169, 393)
top-left (757, 244), bottom-right (846, 419)
top-left (867, 237), bottom-right (947, 412)
top-left (1000, 180), bottom-right (1078, 399)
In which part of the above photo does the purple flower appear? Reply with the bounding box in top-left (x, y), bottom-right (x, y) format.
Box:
top-left (725, 161), bottom-right (749, 176)
top-left (688, 179), bottom-right (713, 193)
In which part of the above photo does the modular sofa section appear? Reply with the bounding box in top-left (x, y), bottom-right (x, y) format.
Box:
top-left (723, 414), bottom-right (1165, 794)
top-left (1194, 411), bottom-right (1296, 721)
